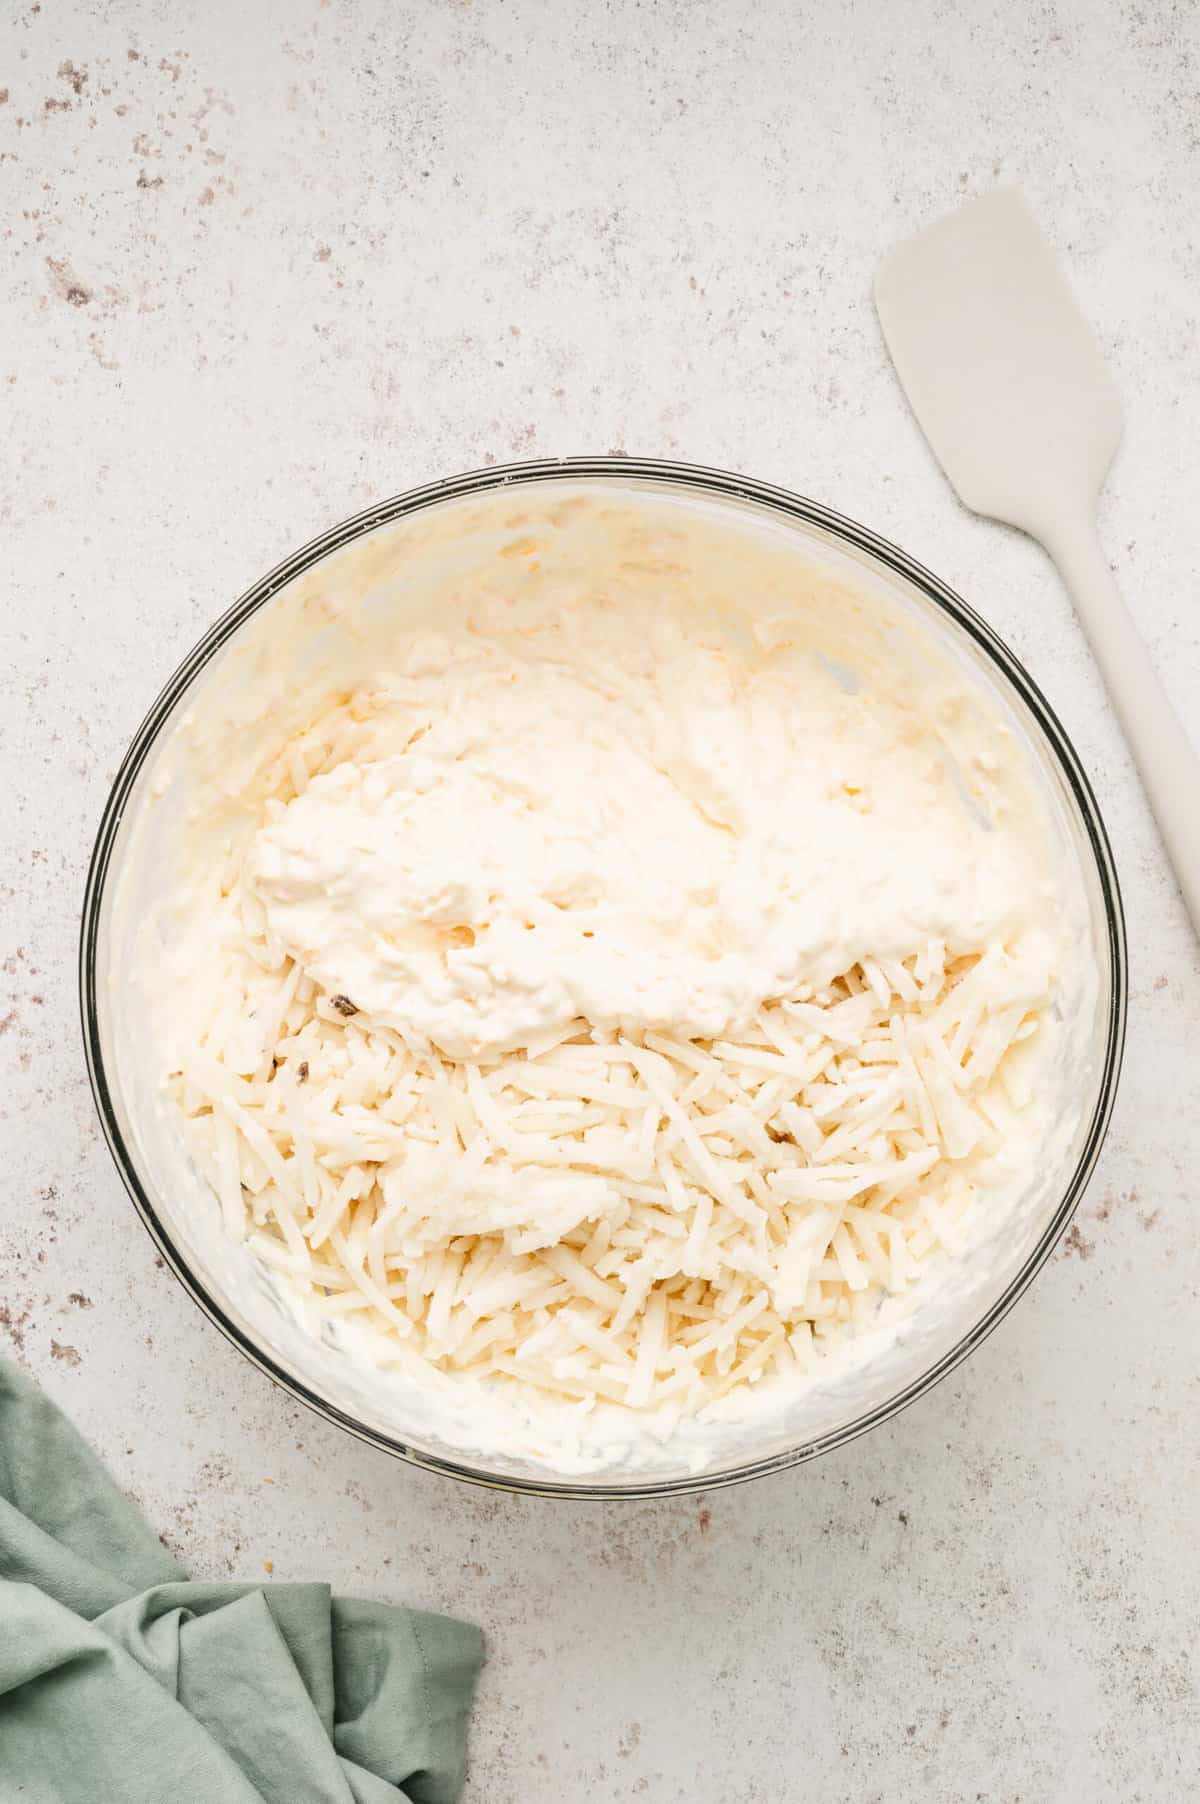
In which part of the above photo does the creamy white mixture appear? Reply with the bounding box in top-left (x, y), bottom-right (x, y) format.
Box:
top-left (247, 604), bottom-right (1051, 1062)
top-left (120, 486), bottom-right (1101, 1478)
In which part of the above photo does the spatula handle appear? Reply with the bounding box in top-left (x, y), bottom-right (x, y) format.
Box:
top-left (1049, 520), bottom-right (1200, 935)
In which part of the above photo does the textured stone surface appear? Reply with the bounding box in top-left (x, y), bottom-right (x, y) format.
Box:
top-left (3, 1), bottom-right (1199, 1797)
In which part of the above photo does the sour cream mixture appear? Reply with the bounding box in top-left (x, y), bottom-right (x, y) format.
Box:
top-left (246, 597), bottom-right (1053, 1061)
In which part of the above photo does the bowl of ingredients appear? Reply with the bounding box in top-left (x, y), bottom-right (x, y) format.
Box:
top-left (81, 459), bottom-right (1125, 1496)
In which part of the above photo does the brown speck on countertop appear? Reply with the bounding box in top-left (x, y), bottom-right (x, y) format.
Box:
top-left (314, 244), bottom-right (332, 262)
top-left (198, 184), bottom-right (215, 205)
top-left (0, 1303), bottom-right (33, 1353)
top-left (50, 1339), bottom-right (81, 1368)
top-left (0, 90), bottom-right (9, 105)
top-left (46, 256), bottom-right (92, 307)
top-left (66, 1292), bottom-right (93, 1309)
top-left (137, 169), bottom-right (163, 189)
top-left (1062, 1224), bottom-right (1093, 1261)
top-left (57, 59), bottom-right (87, 95)
top-left (297, 1060), bottom-right (309, 1082)
top-left (1140, 1208), bottom-right (1162, 1233)
top-left (698, 1505), bottom-right (711, 1536)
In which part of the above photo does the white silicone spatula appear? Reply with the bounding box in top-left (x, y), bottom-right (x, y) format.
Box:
top-left (876, 187), bottom-right (1200, 933)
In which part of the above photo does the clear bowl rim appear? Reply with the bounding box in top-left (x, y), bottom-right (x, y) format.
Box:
top-left (79, 455), bottom-right (1128, 1500)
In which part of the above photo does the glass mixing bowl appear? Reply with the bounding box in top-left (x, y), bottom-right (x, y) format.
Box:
top-left (80, 458), bottom-right (1126, 1497)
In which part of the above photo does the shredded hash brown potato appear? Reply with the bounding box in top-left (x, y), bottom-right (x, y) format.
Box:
top-left (170, 928), bottom-right (1050, 1420)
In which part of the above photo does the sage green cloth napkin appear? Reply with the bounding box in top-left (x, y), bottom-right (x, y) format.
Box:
top-left (0, 1357), bottom-right (483, 1804)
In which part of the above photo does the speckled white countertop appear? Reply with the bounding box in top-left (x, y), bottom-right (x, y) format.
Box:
top-left (3, 1), bottom-right (1199, 1797)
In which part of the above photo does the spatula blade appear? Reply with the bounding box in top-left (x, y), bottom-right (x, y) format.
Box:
top-left (875, 189), bottom-right (1121, 537)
